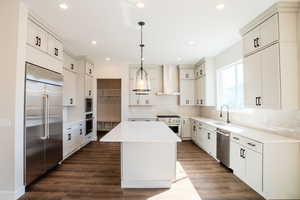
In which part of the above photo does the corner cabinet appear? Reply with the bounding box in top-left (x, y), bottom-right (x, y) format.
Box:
top-left (241, 3), bottom-right (300, 110)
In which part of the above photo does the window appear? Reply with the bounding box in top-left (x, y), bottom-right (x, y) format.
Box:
top-left (217, 60), bottom-right (244, 110)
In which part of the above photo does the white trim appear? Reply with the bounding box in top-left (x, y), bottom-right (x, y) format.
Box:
top-left (0, 186), bottom-right (25, 200)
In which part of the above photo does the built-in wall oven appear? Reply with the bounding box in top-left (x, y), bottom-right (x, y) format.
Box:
top-left (85, 98), bottom-right (93, 113)
top-left (85, 113), bottom-right (93, 135)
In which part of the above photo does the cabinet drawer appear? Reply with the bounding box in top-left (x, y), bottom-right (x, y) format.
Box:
top-left (231, 133), bottom-right (245, 144)
top-left (243, 138), bottom-right (263, 154)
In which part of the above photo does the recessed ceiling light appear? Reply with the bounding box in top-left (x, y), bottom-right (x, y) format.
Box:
top-left (91, 41), bottom-right (97, 45)
top-left (59, 3), bottom-right (68, 10)
top-left (216, 3), bottom-right (225, 10)
top-left (188, 41), bottom-right (196, 46)
top-left (105, 57), bottom-right (111, 61)
top-left (136, 2), bottom-right (145, 8)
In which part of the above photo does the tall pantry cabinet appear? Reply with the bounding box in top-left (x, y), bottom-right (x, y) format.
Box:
top-left (241, 2), bottom-right (300, 110)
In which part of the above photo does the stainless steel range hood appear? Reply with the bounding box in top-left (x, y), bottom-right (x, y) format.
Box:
top-left (156, 65), bottom-right (180, 96)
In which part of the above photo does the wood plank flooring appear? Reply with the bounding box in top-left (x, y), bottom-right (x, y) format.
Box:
top-left (19, 141), bottom-right (264, 200)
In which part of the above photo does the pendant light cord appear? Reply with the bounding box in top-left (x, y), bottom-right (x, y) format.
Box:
top-left (140, 23), bottom-right (144, 79)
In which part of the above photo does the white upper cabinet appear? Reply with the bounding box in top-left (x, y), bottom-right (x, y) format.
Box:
top-left (26, 17), bottom-right (63, 74)
top-left (85, 75), bottom-right (93, 98)
top-left (64, 53), bottom-right (78, 73)
top-left (63, 69), bottom-right (77, 106)
top-left (241, 2), bottom-right (299, 109)
top-left (179, 68), bottom-right (195, 80)
top-left (47, 34), bottom-right (63, 60)
top-left (179, 79), bottom-right (195, 106)
top-left (243, 14), bottom-right (279, 56)
top-left (85, 62), bottom-right (94, 77)
top-left (27, 20), bottom-right (48, 52)
top-left (194, 58), bottom-right (216, 107)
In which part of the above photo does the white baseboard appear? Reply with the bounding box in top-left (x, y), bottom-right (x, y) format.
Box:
top-left (121, 180), bottom-right (172, 189)
top-left (0, 186), bottom-right (25, 200)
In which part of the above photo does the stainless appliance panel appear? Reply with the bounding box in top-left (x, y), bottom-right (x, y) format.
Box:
top-left (217, 129), bottom-right (230, 168)
top-left (25, 80), bottom-right (46, 185)
top-left (25, 63), bottom-right (63, 186)
top-left (26, 63), bottom-right (63, 86)
top-left (44, 84), bottom-right (63, 170)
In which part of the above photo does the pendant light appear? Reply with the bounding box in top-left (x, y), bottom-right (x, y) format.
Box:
top-left (133, 21), bottom-right (151, 95)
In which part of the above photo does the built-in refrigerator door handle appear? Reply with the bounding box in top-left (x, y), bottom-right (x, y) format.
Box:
top-left (45, 94), bottom-right (50, 139)
top-left (41, 95), bottom-right (48, 140)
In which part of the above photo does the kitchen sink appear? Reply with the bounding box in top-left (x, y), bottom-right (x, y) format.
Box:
top-left (213, 122), bottom-right (229, 126)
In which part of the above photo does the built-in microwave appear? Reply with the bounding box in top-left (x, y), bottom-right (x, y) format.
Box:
top-left (85, 98), bottom-right (93, 113)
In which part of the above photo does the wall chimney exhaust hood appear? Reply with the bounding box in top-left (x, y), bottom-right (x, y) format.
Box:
top-left (156, 65), bottom-right (180, 96)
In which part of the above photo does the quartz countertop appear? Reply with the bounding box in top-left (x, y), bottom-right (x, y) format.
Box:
top-left (100, 121), bottom-right (181, 143)
top-left (191, 117), bottom-right (300, 144)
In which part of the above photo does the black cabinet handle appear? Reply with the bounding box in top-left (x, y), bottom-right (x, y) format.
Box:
top-left (68, 134), bottom-right (71, 141)
top-left (247, 142), bottom-right (256, 147)
top-left (80, 129), bottom-right (82, 135)
top-left (89, 69), bottom-right (92, 74)
top-left (71, 64), bottom-right (74, 70)
top-left (70, 98), bottom-right (73, 105)
top-left (258, 97), bottom-right (262, 106)
top-left (35, 36), bottom-right (39, 46)
top-left (240, 148), bottom-right (246, 158)
top-left (233, 137), bottom-right (239, 141)
top-left (200, 99), bottom-right (203, 105)
top-left (255, 97), bottom-right (259, 106)
top-left (38, 37), bottom-right (41, 47)
top-left (54, 48), bottom-right (58, 56)
top-left (256, 38), bottom-right (260, 47)
top-left (208, 132), bottom-right (211, 140)
top-left (89, 90), bottom-right (92, 96)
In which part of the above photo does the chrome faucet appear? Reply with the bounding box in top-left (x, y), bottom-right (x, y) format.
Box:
top-left (220, 105), bottom-right (230, 124)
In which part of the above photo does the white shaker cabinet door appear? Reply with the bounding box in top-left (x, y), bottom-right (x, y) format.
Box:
top-left (245, 149), bottom-right (263, 193)
top-left (27, 20), bottom-right (48, 53)
top-left (260, 14), bottom-right (279, 48)
top-left (243, 26), bottom-right (260, 55)
top-left (230, 141), bottom-right (246, 181)
top-left (244, 52), bottom-right (261, 108)
top-left (260, 43), bottom-right (281, 109)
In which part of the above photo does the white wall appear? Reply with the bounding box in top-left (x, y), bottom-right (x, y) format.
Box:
top-left (200, 41), bottom-right (300, 140)
top-left (94, 62), bottom-right (200, 121)
top-left (0, 0), bottom-right (26, 199)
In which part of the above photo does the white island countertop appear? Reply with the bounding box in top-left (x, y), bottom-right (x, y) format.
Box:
top-left (101, 121), bottom-right (181, 143)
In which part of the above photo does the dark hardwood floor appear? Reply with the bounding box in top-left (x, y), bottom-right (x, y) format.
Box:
top-left (19, 141), bottom-right (264, 200)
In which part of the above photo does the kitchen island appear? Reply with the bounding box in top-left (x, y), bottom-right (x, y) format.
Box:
top-left (100, 121), bottom-right (181, 188)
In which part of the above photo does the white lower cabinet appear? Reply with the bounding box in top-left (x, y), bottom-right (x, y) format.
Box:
top-left (63, 121), bottom-right (88, 159)
top-left (181, 118), bottom-right (191, 139)
top-left (196, 125), bottom-right (217, 159)
top-left (230, 134), bottom-right (264, 195)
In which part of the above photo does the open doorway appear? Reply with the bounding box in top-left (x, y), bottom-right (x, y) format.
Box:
top-left (97, 79), bottom-right (121, 139)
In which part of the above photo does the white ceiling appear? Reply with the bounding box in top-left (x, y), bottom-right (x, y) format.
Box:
top-left (24, 0), bottom-right (279, 64)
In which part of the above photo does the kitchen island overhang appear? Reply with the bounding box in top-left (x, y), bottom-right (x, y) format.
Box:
top-left (100, 121), bottom-right (181, 188)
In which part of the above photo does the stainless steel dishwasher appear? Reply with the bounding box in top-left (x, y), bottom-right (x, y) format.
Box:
top-left (216, 128), bottom-right (231, 168)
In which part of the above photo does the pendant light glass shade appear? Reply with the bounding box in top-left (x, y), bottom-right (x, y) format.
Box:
top-left (133, 21), bottom-right (151, 95)
top-left (133, 67), bottom-right (151, 95)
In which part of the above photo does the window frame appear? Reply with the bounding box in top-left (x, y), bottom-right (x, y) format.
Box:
top-left (216, 59), bottom-right (243, 111)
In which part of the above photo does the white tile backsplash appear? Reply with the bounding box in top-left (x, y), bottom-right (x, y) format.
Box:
top-left (200, 107), bottom-right (300, 139)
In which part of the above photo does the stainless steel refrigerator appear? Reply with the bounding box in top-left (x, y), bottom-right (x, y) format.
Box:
top-left (24, 63), bottom-right (63, 185)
